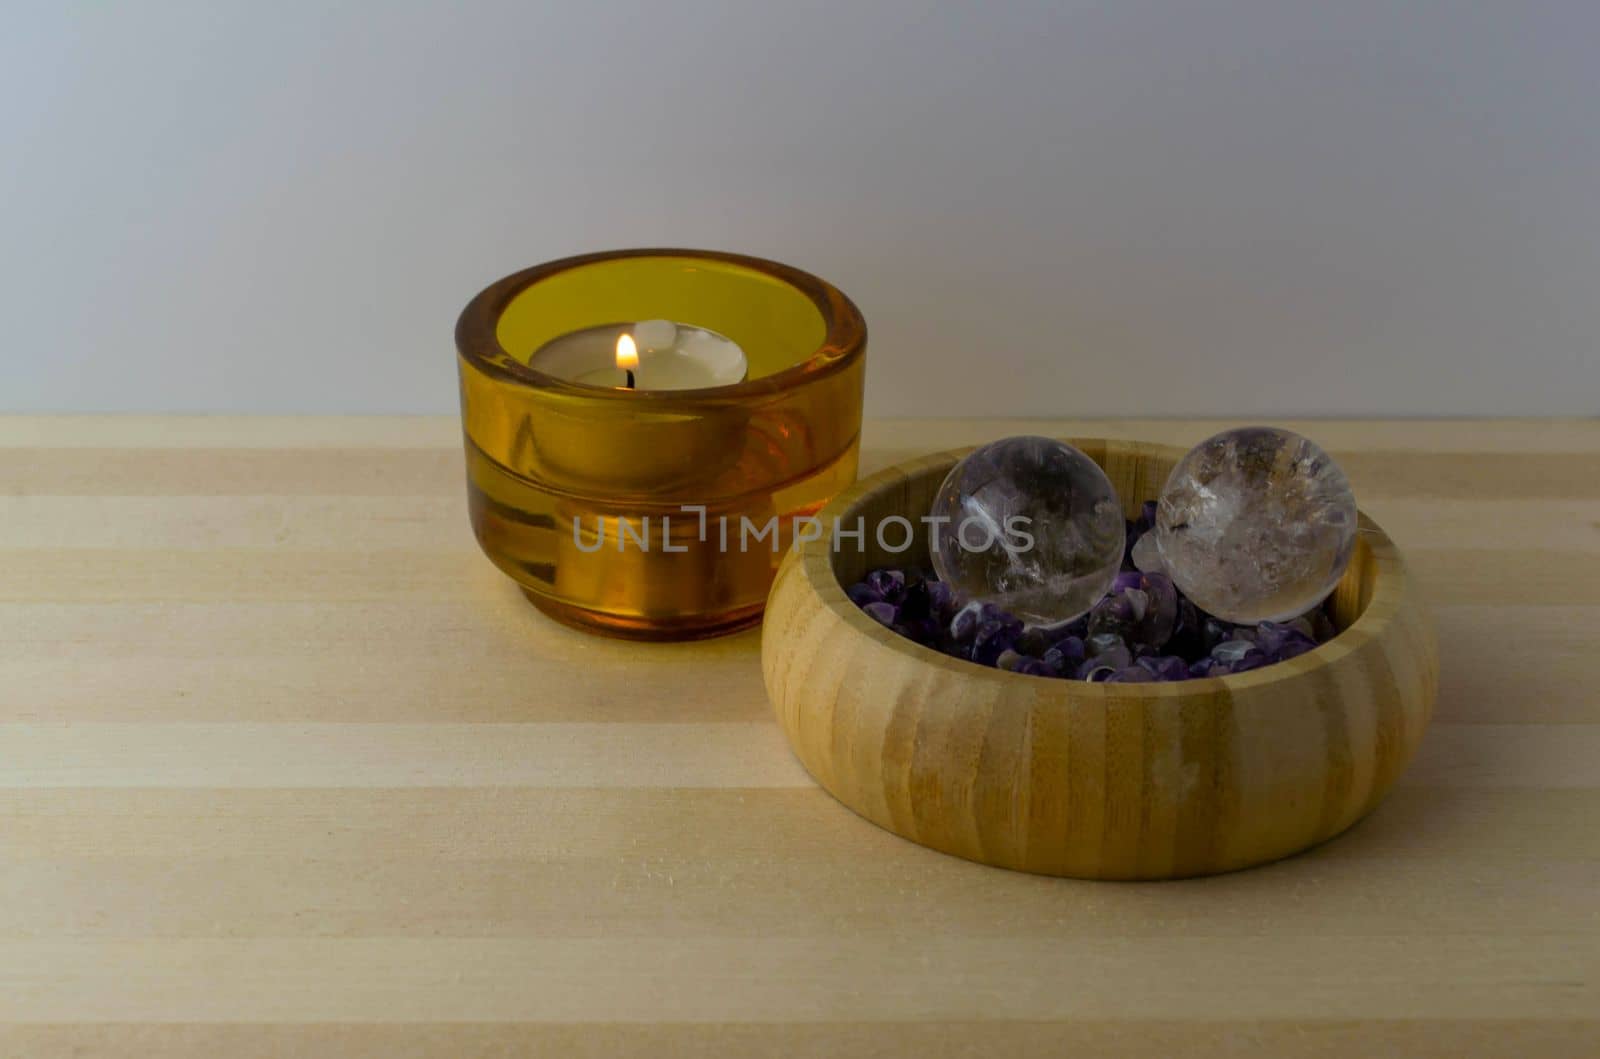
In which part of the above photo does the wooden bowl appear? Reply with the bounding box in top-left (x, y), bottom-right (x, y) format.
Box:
top-left (761, 438), bottom-right (1437, 879)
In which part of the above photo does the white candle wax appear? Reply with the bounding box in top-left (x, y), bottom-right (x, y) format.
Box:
top-left (527, 319), bottom-right (747, 390)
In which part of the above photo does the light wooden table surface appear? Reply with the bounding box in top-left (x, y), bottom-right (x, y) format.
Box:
top-left (2, 416), bottom-right (1597, 1058)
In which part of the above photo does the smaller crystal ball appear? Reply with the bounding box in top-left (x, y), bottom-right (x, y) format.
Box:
top-left (929, 436), bottom-right (1124, 625)
top-left (1154, 427), bottom-right (1357, 623)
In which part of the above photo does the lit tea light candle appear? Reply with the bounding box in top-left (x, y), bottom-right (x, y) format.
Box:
top-left (616, 333), bottom-right (639, 390)
top-left (528, 319), bottom-right (747, 390)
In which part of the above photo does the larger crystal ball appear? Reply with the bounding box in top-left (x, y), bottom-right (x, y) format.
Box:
top-left (1154, 427), bottom-right (1357, 623)
top-left (929, 436), bottom-right (1124, 625)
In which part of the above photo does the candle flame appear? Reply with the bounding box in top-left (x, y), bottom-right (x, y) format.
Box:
top-left (615, 333), bottom-right (640, 371)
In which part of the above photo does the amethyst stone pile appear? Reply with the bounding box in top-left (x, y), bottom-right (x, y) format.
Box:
top-left (846, 502), bottom-right (1340, 683)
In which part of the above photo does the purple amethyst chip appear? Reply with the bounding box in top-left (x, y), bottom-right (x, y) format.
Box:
top-left (845, 497), bottom-right (1346, 685)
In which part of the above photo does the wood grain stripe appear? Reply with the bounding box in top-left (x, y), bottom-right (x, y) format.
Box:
top-left (0, 724), bottom-right (811, 789)
top-left (0, 449), bottom-right (461, 496)
top-left (3, 849), bottom-right (1596, 941)
top-left (1, 936), bottom-right (1592, 1021)
top-left (8, 603), bottom-right (1583, 726)
top-left (2, 787), bottom-right (1594, 864)
top-left (1, 1021), bottom-right (1597, 1059)
top-left (1313, 660), bottom-right (1357, 842)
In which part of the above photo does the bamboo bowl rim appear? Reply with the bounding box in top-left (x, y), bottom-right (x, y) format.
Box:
top-left (794, 438), bottom-right (1405, 700)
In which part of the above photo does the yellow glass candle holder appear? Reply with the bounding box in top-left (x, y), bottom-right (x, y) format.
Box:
top-left (455, 248), bottom-right (867, 639)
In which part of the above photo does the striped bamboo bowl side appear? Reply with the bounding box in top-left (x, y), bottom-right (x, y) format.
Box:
top-left (761, 438), bottom-right (1437, 879)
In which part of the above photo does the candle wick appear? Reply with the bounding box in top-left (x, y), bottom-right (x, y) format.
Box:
top-left (625, 369), bottom-right (636, 390)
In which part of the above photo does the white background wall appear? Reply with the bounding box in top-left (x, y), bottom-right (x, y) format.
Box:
top-left (3, 1), bottom-right (1596, 417)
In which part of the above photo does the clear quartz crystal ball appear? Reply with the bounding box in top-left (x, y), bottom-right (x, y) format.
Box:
top-left (929, 436), bottom-right (1125, 625)
top-left (1155, 427), bottom-right (1358, 623)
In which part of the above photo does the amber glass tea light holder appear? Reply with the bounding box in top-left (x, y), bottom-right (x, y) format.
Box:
top-left (455, 249), bottom-right (867, 640)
